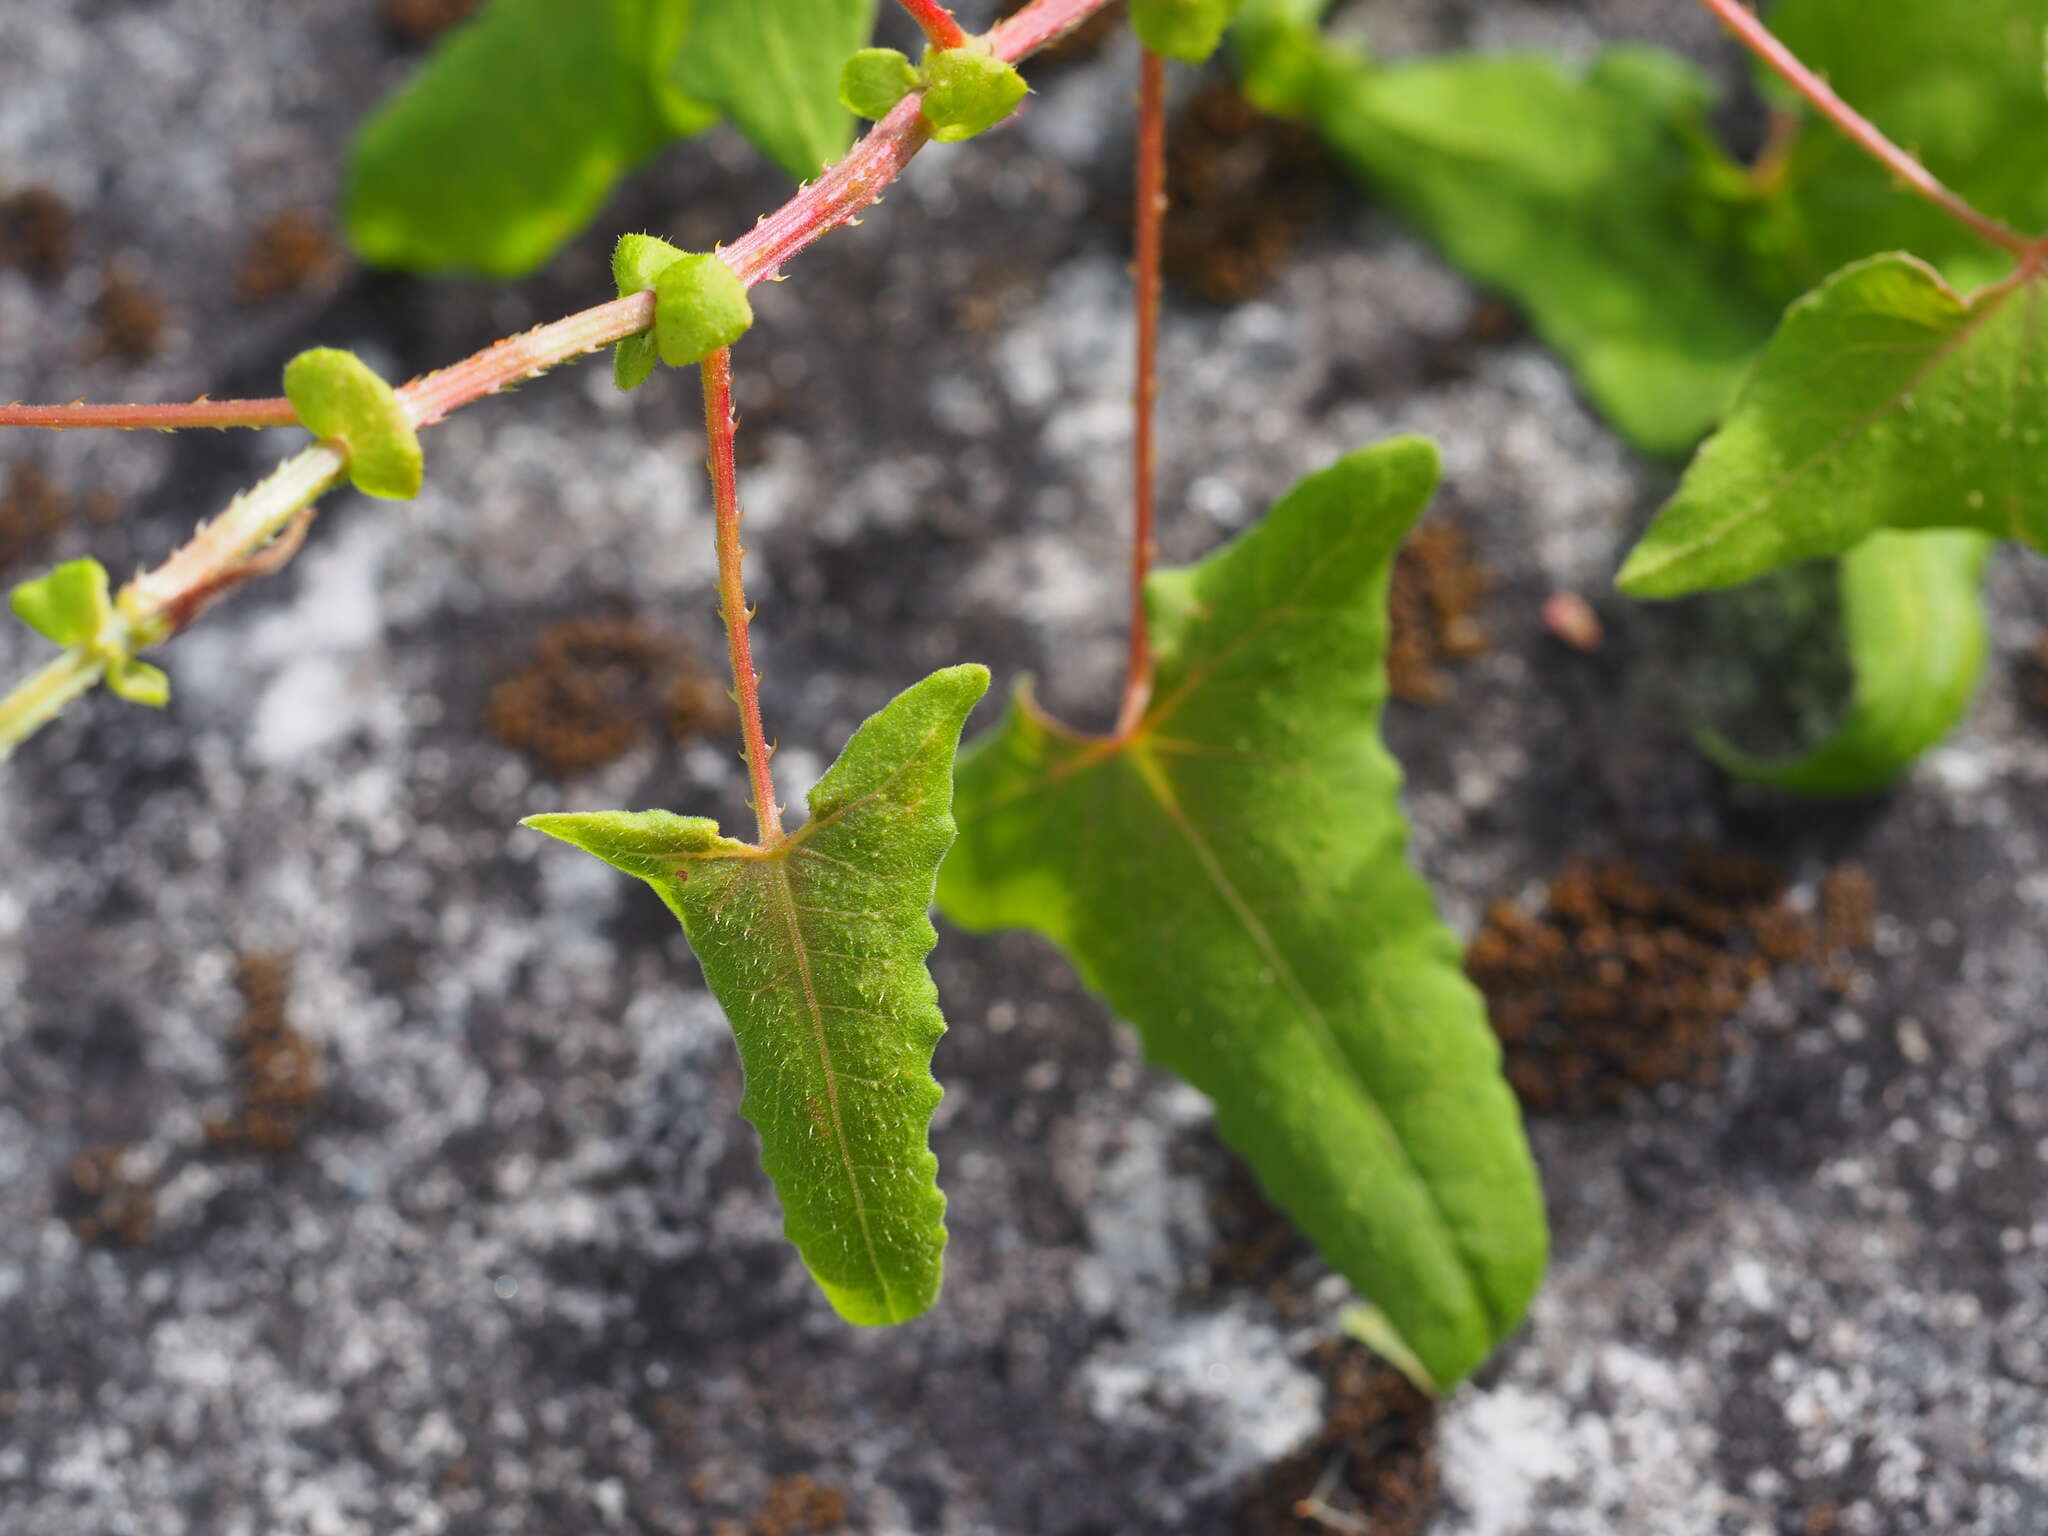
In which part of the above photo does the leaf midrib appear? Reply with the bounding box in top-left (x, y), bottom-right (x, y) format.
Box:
top-left (767, 858), bottom-right (896, 1318)
top-left (729, 709), bottom-right (953, 1321)
top-left (1121, 744), bottom-right (1494, 1333)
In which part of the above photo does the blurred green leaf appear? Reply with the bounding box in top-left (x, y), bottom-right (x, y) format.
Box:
top-left (1701, 529), bottom-right (1994, 795)
top-left (939, 440), bottom-right (1547, 1387)
top-left (1766, 0), bottom-right (2048, 294)
top-left (347, 0), bottom-right (699, 278)
top-left (673, 0), bottom-right (878, 181)
top-left (1293, 44), bottom-right (1791, 454)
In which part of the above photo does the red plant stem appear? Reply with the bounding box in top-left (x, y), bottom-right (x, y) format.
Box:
top-left (399, 294), bottom-right (653, 428)
top-left (896, 0), bottom-right (968, 50)
top-left (1116, 49), bottom-right (1168, 740)
top-left (1694, 0), bottom-right (2031, 256)
top-left (1, 0), bottom-right (1117, 440)
top-left (700, 349), bottom-right (784, 846)
top-left (0, 398), bottom-right (301, 431)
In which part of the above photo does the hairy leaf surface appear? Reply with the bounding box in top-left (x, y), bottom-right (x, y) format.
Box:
top-left (347, 0), bottom-right (700, 278)
top-left (937, 441), bottom-right (1546, 1387)
top-left (1702, 531), bottom-right (1993, 796)
top-left (672, 0), bottom-right (878, 182)
top-left (1293, 44), bottom-right (1789, 454)
top-left (1619, 255), bottom-right (2048, 596)
top-left (526, 663), bottom-right (988, 1326)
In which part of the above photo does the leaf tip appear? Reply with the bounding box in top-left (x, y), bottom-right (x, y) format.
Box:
top-left (519, 808), bottom-right (732, 879)
top-left (1613, 540), bottom-right (1682, 600)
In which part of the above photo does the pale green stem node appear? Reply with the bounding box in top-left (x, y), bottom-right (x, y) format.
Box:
top-left (612, 233), bottom-right (686, 391)
top-left (918, 47), bottom-right (1028, 143)
top-left (653, 252), bottom-right (755, 368)
top-left (1130, 0), bottom-right (1244, 63)
top-left (282, 348), bottom-right (424, 500)
top-left (11, 558), bottom-right (112, 649)
top-left (841, 47), bottom-right (920, 121)
top-left (8, 557), bottom-right (171, 712)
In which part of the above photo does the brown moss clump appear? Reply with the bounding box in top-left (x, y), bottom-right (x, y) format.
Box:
top-left (235, 209), bottom-right (343, 304)
top-left (0, 186), bottom-right (74, 281)
top-left (0, 462), bottom-right (70, 574)
top-left (64, 1146), bottom-right (157, 1248)
top-left (1234, 1343), bottom-right (1440, 1536)
top-left (94, 263), bottom-right (167, 364)
top-left (1387, 518), bottom-right (1489, 705)
top-left (1161, 81), bottom-right (1334, 304)
top-left (487, 614), bottom-right (732, 776)
top-left (205, 952), bottom-right (320, 1155)
top-left (741, 1476), bottom-right (852, 1536)
top-left (381, 0), bottom-right (479, 44)
top-left (1469, 850), bottom-right (1879, 1114)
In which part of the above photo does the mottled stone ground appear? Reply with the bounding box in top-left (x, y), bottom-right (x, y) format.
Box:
top-left (4, 2), bottom-right (2046, 1533)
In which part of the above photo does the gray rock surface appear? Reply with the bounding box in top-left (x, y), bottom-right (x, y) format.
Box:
top-left (4, 2), bottom-right (2047, 1532)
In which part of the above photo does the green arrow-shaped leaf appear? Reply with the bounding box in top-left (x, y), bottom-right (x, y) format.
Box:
top-left (1701, 529), bottom-right (1993, 796)
top-left (937, 440), bottom-right (1546, 1388)
top-left (525, 663), bottom-right (987, 1325)
top-left (1619, 254), bottom-right (2048, 597)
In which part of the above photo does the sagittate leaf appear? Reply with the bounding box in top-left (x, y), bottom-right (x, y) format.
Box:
top-left (937, 440), bottom-right (1547, 1388)
top-left (671, 0), bottom-right (879, 182)
top-left (1618, 254), bottom-right (2048, 597)
top-left (1291, 43), bottom-right (1791, 454)
top-left (1701, 530), bottom-right (1994, 796)
top-left (346, 0), bottom-right (698, 278)
top-left (524, 663), bottom-right (988, 1326)
top-left (1766, 0), bottom-right (2048, 296)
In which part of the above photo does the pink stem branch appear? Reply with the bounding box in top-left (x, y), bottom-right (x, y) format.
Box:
top-left (2, 0), bottom-right (1118, 438)
top-left (1694, 0), bottom-right (2031, 256)
top-left (1116, 49), bottom-right (1167, 741)
top-left (896, 0), bottom-right (968, 51)
top-left (0, 398), bottom-right (302, 432)
top-left (701, 349), bottom-right (784, 846)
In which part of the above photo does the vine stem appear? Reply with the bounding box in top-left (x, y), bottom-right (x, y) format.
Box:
top-left (896, 0), bottom-right (968, 51)
top-left (0, 445), bottom-right (343, 760)
top-left (0, 398), bottom-right (301, 431)
top-left (0, 651), bottom-right (105, 760)
top-left (0, 0), bottom-right (1113, 438)
top-left (1693, 0), bottom-right (2031, 256)
top-left (0, 0), bottom-right (1118, 758)
top-left (1116, 48), bottom-right (1168, 740)
top-left (700, 349), bottom-right (783, 846)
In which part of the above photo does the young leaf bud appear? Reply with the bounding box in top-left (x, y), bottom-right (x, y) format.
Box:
top-left (840, 47), bottom-right (919, 121)
top-left (10, 558), bottom-right (112, 649)
top-left (611, 233), bottom-right (686, 392)
top-left (282, 348), bottom-right (424, 500)
top-left (1130, 0), bottom-right (1243, 64)
top-left (918, 47), bottom-right (1028, 144)
top-left (653, 252), bottom-right (755, 368)
top-left (105, 658), bottom-right (171, 708)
